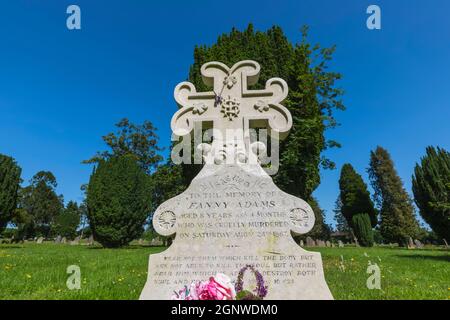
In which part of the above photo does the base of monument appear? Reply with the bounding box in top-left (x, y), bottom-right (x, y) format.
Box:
top-left (140, 243), bottom-right (333, 300)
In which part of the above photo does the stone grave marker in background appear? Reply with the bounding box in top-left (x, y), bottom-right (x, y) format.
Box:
top-left (299, 240), bottom-right (304, 247)
top-left (70, 236), bottom-right (80, 246)
top-left (61, 237), bottom-right (67, 244)
top-left (36, 237), bottom-right (44, 244)
top-left (408, 237), bottom-right (415, 249)
top-left (338, 240), bottom-right (344, 248)
top-left (140, 60), bottom-right (333, 300)
top-left (325, 241), bottom-right (331, 247)
top-left (87, 235), bottom-right (94, 246)
top-left (414, 239), bottom-right (424, 249)
top-left (55, 235), bottom-right (62, 243)
top-left (306, 236), bottom-right (315, 247)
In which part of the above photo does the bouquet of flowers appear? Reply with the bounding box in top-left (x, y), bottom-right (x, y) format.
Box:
top-left (171, 273), bottom-right (236, 300)
top-left (171, 265), bottom-right (268, 300)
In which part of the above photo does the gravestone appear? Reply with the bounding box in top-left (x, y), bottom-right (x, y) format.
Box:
top-left (61, 237), bottom-right (67, 244)
top-left (36, 237), bottom-right (44, 244)
top-left (414, 239), bottom-right (423, 249)
top-left (325, 241), bottom-right (331, 247)
top-left (140, 60), bottom-right (333, 300)
top-left (55, 235), bottom-right (62, 243)
top-left (306, 236), bottom-right (315, 247)
top-left (87, 235), bottom-right (94, 246)
top-left (408, 237), bottom-right (415, 249)
top-left (70, 236), bottom-right (80, 246)
top-left (299, 240), bottom-right (304, 247)
top-left (316, 240), bottom-right (326, 247)
top-left (150, 238), bottom-right (163, 246)
top-left (138, 239), bottom-right (145, 245)
top-left (338, 240), bottom-right (344, 248)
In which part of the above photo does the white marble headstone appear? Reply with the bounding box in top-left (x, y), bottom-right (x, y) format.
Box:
top-left (140, 60), bottom-right (333, 300)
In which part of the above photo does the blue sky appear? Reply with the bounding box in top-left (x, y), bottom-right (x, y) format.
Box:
top-left (0, 0), bottom-right (449, 227)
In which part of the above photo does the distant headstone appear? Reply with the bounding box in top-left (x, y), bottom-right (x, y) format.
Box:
top-left (414, 239), bottom-right (424, 249)
top-left (325, 241), bottom-right (331, 247)
top-left (138, 239), bottom-right (145, 245)
top-left (408, 237), bottom-right (415, 249)
top-left (88, 235), bottom-right (94, 246)
top-left (55, 235), bottom-right (62, 243)
top-left (61, 237), bottom-right (67, 244)
top-left (150, 238), bottom-right (163, 246)
top-left (36, 237), bottom-right (44, 244)
top-left (299, 240), bottom-right (304, 247)
top-left (70, 236), bottom-right (80, 246)
top-left (443, 238), bottom-right (449, 248)
top-left (306, 236), bottom-right (315, 247)
top-left (338, 240), bottom-right (344, 248)
top-left (316, 240), bottom-right (326, 247)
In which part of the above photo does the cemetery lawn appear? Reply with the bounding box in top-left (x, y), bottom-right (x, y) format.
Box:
top-left (0, 243), bottom-right (448, 300)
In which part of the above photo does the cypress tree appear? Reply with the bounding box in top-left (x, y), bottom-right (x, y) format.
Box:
top-left (368, 146), bottom-right (420, 245)
top-left (338, 163), bottom-right (377, 246)
top-left (0, 154), bottom-right (22, 232)
top-left (87, 155), bottom-right (151, 248)
top-left (186, 25), bottom-right (344, 234)
top-left (412, 146), bottom-right (450, 241)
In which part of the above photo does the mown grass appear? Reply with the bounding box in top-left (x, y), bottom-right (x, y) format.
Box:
top-left (0, 243), bottom-right (448, 300)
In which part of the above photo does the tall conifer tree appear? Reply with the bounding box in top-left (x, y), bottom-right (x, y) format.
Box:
top-left (0, 154), bottom-right (22, 232)
top-left (412, 146), bottom-right (450, 241)
top-left (368, 146), bottom-right (420, 245)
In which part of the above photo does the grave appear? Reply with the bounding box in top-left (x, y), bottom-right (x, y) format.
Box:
top-left (140, 60), bottom-right (333, 300)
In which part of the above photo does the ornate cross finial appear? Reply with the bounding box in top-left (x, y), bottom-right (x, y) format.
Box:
top-left (172, 60), bottom-right (292, 164)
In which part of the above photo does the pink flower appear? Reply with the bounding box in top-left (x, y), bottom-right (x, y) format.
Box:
top-left (171, 274), bottom-right (236, 300)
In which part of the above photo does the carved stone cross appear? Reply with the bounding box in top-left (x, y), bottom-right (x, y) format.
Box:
top-left (172, 60), bottom-right (292, 161)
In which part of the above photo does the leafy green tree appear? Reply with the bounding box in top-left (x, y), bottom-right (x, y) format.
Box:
top-left (19, 171), bottom-right (63, 238)
top-left (86, 155), bottom-right (152, 248)
top-left (0, 154), bottom-right (22, 233)
top-left (368, 146), bottom-right (420, 245)
top-left (412, 146), bottom-right (450, 241)
top-left (84, 118), bottom-right (163, 174)
top-left (338, 164), bottom-right (376, 246)
top-left (52, 201), bottom-right (80, 239)
top-left (149, 161), bottom-right (186, 215)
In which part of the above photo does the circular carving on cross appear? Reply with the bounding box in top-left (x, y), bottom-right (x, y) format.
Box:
top-left (153, 210), bottom-right (177, 236)
top-left (289, 207), bottom-right (314, 234)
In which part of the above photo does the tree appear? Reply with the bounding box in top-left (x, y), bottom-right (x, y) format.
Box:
top-left (0, 154), bottom-right (22, 233)
top-left (412, 146), bottom-right (450, 241)
top-left (83, 118), bottom-right (163, 174)
top-left (333, 196), bottom-right (351, 233)
top-left (149, 161), bottom-right (186, 215)
top-left (351, 213), bottom-right (374, 247)
top-left (19, 171), bottom-right (63, 238)
top-left (52, 201), bottom-right (80, 239)
top-left (368, 146), bottom-right (420, 245)
top-left (186, 24), bottom-right (344, 232)
top-left (86, 155), bottom-right (152, 248)
top-left (338, 164), bottom-right (376, 246)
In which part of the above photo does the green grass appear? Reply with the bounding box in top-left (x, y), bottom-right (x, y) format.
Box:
top-left (0, 243), bottom-right (448, 300)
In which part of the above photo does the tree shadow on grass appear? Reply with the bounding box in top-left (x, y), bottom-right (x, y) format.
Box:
top-left (0, 245), bottom-right (23, 249)
top-left (394, 254), bottom-right (450, 263)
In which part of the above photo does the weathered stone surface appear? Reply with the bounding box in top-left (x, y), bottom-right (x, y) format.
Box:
top-left (325, 241), bottom-right (331, 247)
top-left (299, 240), bottom-right (304, 247)
top-left (70, 236), bottom-right (80, 246)
top-left (338, 240), bottom-right (344, 248)
top-left (36, 237), bottom-right (44, 244)
top-left (55, 235), bottom-right (62, 243)
top-left (61, 237), bottom-right (67, 244)
top-left (140, 164), bottom-right (332, 300)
